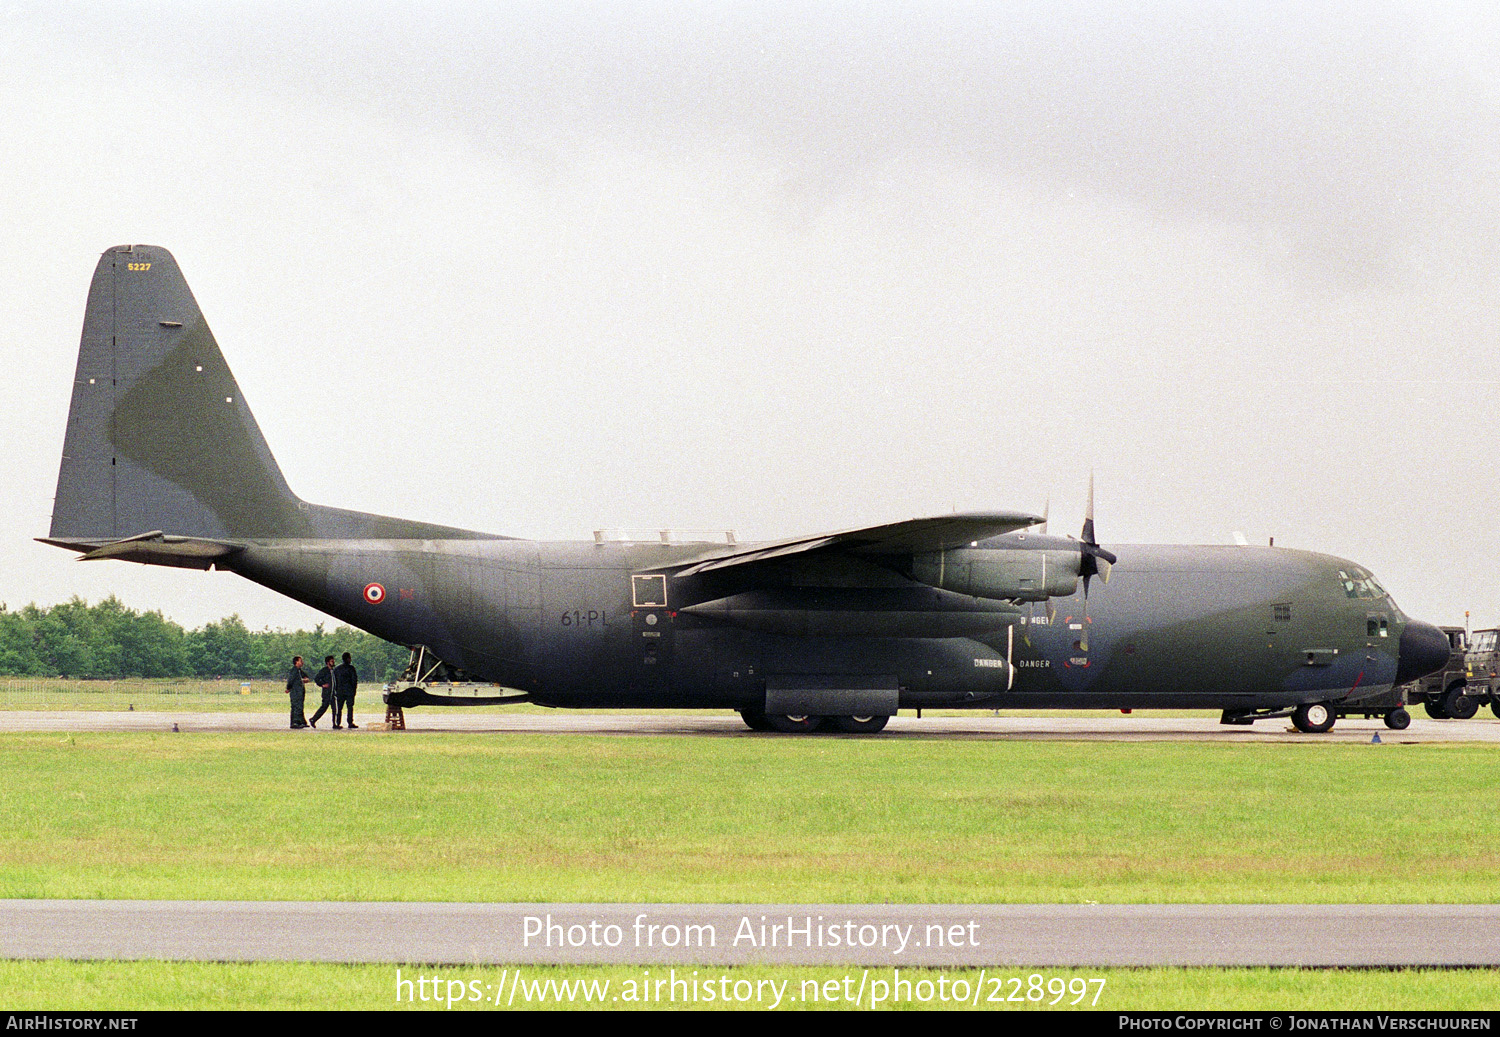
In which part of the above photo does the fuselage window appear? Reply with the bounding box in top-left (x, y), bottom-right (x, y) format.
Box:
top-left (632, 574), bottom-right (668, 608)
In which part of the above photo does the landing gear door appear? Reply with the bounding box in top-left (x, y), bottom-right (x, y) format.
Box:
top-left (631, 574), bottom-right (672, 666)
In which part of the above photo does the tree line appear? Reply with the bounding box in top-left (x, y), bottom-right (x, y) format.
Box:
top-left (0, 596), bottom-right (412, 681)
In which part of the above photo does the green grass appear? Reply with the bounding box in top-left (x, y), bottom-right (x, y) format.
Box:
top-left (0, 678), bottom-right (291, 711)
top-left (5, 732), bottom-right (1499, 1011)
top-left (2, 961), bottom-right (1497, 1010)
top-left (1, 732), bottom-right (1498, 903)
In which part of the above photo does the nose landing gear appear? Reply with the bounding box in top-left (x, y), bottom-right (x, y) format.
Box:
top-left (1291, 702), bottom-right (1336, 733)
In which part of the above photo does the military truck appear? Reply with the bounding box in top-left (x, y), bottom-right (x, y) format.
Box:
top-left (1400, 626), bottom-right (1491, 719)
top-left (1461, 628), bottom-right (1500, 719)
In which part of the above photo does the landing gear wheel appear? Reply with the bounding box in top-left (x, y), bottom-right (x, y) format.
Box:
top-left (1384, 707), bottom-right (1411, 731)
top-left (739, 709), bottom-right (774, 732)
top-left (1443, 687), bottom-right (1479, 720)
top-left (1423, 698), bottom-right (1450, 720)
top-left (764, 714), bottom-right (824, 734)
top-left (829, 715), bottom-right (889, 734)
top-left (1292, 702), bottom-right (1336, 733)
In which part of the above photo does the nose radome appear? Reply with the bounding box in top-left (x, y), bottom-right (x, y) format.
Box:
top-left (1397, 620), bottom-right (1451, 685)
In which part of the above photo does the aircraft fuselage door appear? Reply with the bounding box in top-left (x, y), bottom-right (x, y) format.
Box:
top-left (631, 574), bottom-right (672, 667)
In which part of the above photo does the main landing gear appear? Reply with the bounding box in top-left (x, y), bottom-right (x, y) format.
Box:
top-left (737, 709), bottom-right (890, 734)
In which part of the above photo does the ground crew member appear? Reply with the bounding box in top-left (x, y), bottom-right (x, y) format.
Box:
top-left (309, 655), bottom-right (336, 728)
top-left (333, 652), bottom-right (359, 729)
top-left (285, 655), bottom-right (314, 729)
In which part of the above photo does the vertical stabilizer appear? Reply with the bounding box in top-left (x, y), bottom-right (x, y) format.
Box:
top-left (50, 245), bottom-right (309, 541)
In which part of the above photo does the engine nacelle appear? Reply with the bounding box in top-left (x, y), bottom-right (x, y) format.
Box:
top-left (908, 546), bottom-right (1081, 601)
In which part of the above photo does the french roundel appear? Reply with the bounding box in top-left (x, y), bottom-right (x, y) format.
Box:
top-left (363, 583), bottom-right (386, 605)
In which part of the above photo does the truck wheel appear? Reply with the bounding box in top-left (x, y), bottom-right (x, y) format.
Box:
top-left (1423, 699), bottom-right (1450, 720)
top-left (764, 714), bottom-right (823, 733)
top-left (1292, 702), bottom-right (1336, 733)
top-left (1443, 687), bottom-right (1479, 720)
top-left (1492, 697), bottom-right (1500, 721)
top-left (1384, 707), bottom-right (1411, 731)
top-left (829, 715), bottom-right (889, 734)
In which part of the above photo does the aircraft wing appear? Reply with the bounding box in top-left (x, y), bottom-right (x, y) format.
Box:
top-left (668, 511), bottom-right (1042, 578)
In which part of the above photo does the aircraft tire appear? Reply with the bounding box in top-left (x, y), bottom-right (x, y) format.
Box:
top-left (1384, 707), bottom-right (1411, 731)
top-left (764, 714), bottom-right (824, 734)
top-left (1292, 702), bottom-right (1336, 733)
top-left (1423, 698), bottom-right (1450, 720)
top-left (1443, 687), bottom-right (1479, 720)
top-left (829, 715), bottom-right (890, 734)
top-left (739, 709), bottom-right (774, 732)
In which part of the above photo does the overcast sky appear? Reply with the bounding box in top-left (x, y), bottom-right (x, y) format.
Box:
top-left (2, 1), bottom-right (1498, 631)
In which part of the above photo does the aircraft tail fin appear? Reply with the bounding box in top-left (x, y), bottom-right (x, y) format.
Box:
top-left (49, 245), bottom-right (311, 542)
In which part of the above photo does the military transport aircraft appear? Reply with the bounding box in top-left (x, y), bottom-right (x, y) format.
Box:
top-left (41, 246), bottom-right (1451, 733)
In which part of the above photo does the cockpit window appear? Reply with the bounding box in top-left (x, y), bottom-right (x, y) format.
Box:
top-left (1337, 570), bottom-right (1385, 600)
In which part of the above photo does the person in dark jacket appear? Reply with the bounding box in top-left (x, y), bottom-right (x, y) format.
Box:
top-left (309, 655), bottom-right (336, 728)
top-left (333, 652), bottom-right (359, 729)
top-left (285, 656), bottom-right (314, 729)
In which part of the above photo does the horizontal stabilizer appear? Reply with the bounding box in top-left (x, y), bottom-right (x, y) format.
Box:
top-left (37, 532), bottom-right (244, 570)
top-left (667, 511), bottom-right (1042, 578)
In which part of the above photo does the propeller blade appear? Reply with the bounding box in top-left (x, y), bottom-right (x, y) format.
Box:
top-left (1076, 472), bottom-right (1116, 646)
top-left (1077, 471), bottom-right (1117, 590)
top-left (1081, 473), bottom-right (1096, 549)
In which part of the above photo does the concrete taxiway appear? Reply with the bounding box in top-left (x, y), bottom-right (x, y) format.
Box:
top-left (2, 710), bottom-right (1498, 741)
top-left (3, 901), bottom-right (1499, 966)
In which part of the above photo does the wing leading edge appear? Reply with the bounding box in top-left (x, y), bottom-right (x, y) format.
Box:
top-left (665, 510), bottom-right (1043, 578)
